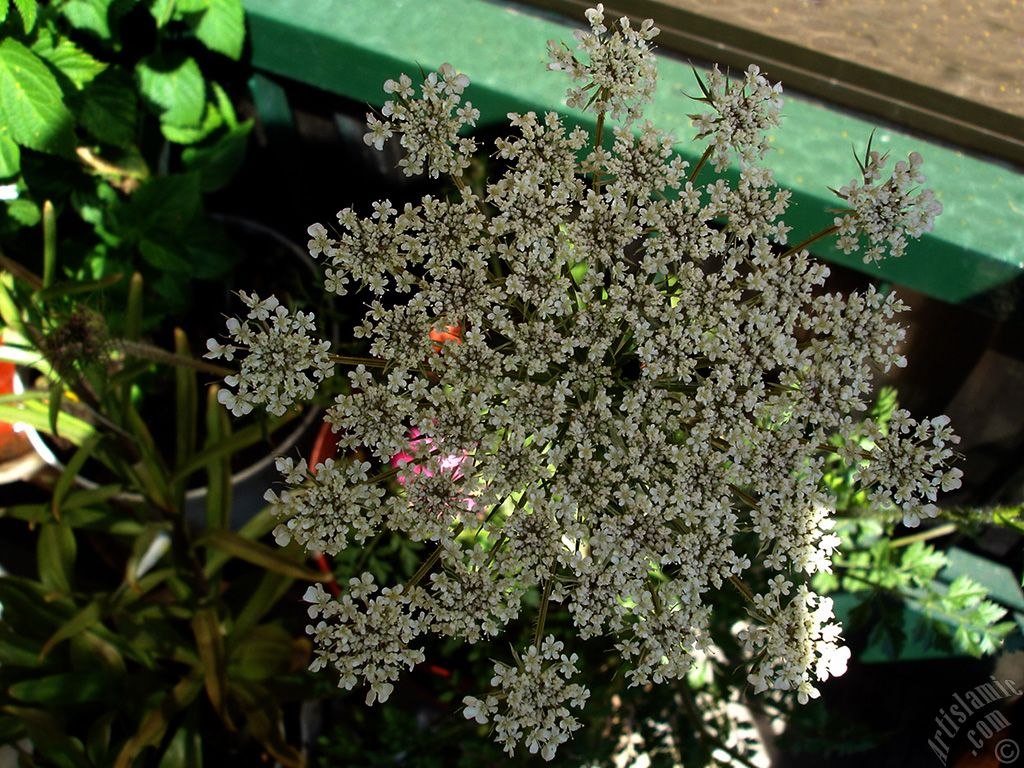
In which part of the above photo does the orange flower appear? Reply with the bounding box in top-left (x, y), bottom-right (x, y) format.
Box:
top-left (429, 323), bottom-right (461, 353)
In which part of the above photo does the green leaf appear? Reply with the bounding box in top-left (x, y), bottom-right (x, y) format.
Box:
top-left (9, 671), bottom-right (116, 706)
top-left (159, 99), bottom-right (223, 144)
top-left (0, 38), bottom-right (76, 156)
top-left (185, 0), bottom-right (245, 60)
top-left (59, 0), bottom-right (117, 39)
top-left (40, 599), bottom-right (103, 659)
top-left (70, 630), bottom-right (127, 677)
top-left (37, 522), bottom-right (77, 593)
top-left (113, 670), bottom-right (204, 768)
top-left (157, 715), bottom-right (203, 768)
top-left (211, 80), bottom-right (237, 128)
top-left (2, 705), bottom-right (90, 768)
top-left (226, 625), bottom-right (295, 682)
top-left (118, 173), bottom-right (203, 240)
top-left (78, 67), bottom-right (137, 147)
top-left (11, 0), bottom-right (39, 33)
top-left (30, 29), bottom-right (107, 90)
top-left (147, 0), bottom-right (175, 27)
top-left (0, 624), bottom-right (48, 668)
top-left (229, 679), bottom-right (303, 768)
top-left (171, 410), bottom-right (296, 484)
top-left (899, 540), bottom-right (947, 586)
top-left (51, 432), bottom-right (102, 518)
top-left (0, 133), bottom-right (19, 176)
top-left (173, 328), bottom-right (198, 490)
top-left (86, 711), bottom-right (118, 767)
top-left (135, 52), bottom-right (205, 128)
top-left (201, 382), bottom-right (230, 532)
top-left (198, 529), bottom-right (326, 582)
top-left (139, 236), bottom-right (193, 273)
top-left (181, 120), bottom-right (252, 192)
top-left (228, 569), bottom-right (293, 641)
top-left (0, 395), bottom-right (97, 445)
top-left (4, 195), bottom-right (40, 226)
top-left (174, 0), bottom-right (211, 12)
top-left (192, 606), bottom-right (233, 729)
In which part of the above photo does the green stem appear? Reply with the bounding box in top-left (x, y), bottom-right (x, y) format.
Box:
top-left (688, 145), bottom-right (714, 185)
top-left (405, 524), bottom-right (464, 590)
top-left (118, 339), bottom-right (233, 378)
top-left (889, 522), bottom-right (958, 548)
top-left (779, 224), bottom-right (841, 259)
top-left (42, 201), bottom-right (56, 291)
top-left (329, 354), bottom-right (388, 368)
top-left (533, 578), bottom-right (553, 647)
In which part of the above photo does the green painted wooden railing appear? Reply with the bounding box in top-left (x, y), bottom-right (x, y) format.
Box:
top-left (240, 0), bottom-right (1024, 305)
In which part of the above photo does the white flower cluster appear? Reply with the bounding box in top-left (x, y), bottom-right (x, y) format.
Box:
top-left (204, 291), bottom-right (333, 416)
top-left (303, 577), bottom-right (426, 706)
top-left (463, 636), bottom-right (590, 760)
top-left (364, 62), bottom-right (480, 178)
top-left (691, 64), bottom-right (784, 171)
top-left (740, 583), bottom-right (851, 704)
top-left (843, 410), bottom-right (963, 527)
top-left (547, 3), bottom-right (659, 125)
top-left (213, 6), bottom-right (961, 760)
top-left (834, 149), bottom-right (943, 262)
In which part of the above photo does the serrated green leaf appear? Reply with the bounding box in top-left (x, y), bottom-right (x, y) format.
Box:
top-left (59, 0), bottom-right (116, 38)
top-left (0, 38), bottom-right (76, 156)
top-left (175, 0), bottom-right (210, 11)
top-left (0, 133), bottom-right (19, 176)
top-left (0, 2), bottom-right (7, 24)
top-left (78, 67), bottom-right (137, 146)
top-left (31, 29), bottom-right (106, 90)
top-left (12, 0), bottom-right (39, 33)
top-left (159, 99), bottom-right (223, 144)
top-left (117, 172), bottom-right (202, 240)
top-left (900, 540), bottom-right (947, 585)
top-left (139, 237), bottom-right (193, 273)
top-left (945, 574), bottom-right (988, 609)
top-left (185, 0), bottom-right (244, 60)
top-left (135, 52), bottom-right (205, 128)
top-left (180, 120), bottom-right (251, 192)
top-left (5, 196), bottom-right (40, 226)
top-left (147, 0), bottom-right (175, 27)
top-left (211, 80), bottom-right (236, 128)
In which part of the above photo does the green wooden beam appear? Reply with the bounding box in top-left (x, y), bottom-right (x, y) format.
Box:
top-left (241, 0), bottom-right (1024, 304)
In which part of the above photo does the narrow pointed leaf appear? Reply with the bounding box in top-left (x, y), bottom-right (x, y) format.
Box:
top-left (113, 670), bottom-right (203, 768)
top-left (191, 606), bottom-right (233, 730)
top-left (198, 529), bottom-right (324, 582)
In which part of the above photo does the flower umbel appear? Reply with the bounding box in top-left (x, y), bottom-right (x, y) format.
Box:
top-left (211, 6), bottom-right (959, 760)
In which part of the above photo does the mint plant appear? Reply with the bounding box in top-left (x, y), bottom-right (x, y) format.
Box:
top-left (0, 0), bottom-right (251, 324)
